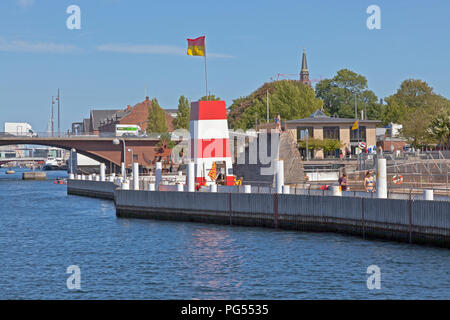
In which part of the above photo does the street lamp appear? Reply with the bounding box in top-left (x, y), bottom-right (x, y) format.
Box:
top-left (113, 138), bottom-right (126, 176)
top-left (70, 148), bottom-right (76, 174)
top-left (128, 148), bottom-right (134, 164)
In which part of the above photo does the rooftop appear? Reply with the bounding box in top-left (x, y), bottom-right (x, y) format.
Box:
top-left (285, 110), bottom-right (380, 125)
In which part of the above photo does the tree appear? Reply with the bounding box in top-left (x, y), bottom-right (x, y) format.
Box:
top-left (322, 139), bottom-right (343, 153)
top-left (315, 69), bottom-right (383, 120)
top-left (200, 94), bottom-right (221, 101)
top-left (228, 80), bottom-right (323, 130)
top-left (401, 108), bottom-right (434, 147)
top-left (147, 98), bottom-right (168, 133)
top-left (157, 133), bottom-right (176, 150)
top-left (427, 111), bottom-right (450, 147)
top-left (383, 79), bottom-right (450, 146)
top-left (385, 79), bottom-right (434, 109)
top-left (298, 138), bottom-right (342, 156)
top-left (173, 95), bottom-right (190, 130)
top-left (298, 138), bottom-right (324, 157)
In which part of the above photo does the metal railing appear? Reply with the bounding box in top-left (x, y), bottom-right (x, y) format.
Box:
top-left (0, 132), bottom-right (163, 139)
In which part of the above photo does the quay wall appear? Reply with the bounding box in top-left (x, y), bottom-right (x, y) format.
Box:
top-left (67, 180), bottom-right (116, 200)
top-left (67, 180), bottom-right (450, 248)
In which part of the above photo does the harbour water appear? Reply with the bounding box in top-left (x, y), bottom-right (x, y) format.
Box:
top-left (0, 168), bottom-right (449, 299)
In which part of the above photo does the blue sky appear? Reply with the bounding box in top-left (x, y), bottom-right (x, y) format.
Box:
top-left (0, 0), bottom-right (449, 132)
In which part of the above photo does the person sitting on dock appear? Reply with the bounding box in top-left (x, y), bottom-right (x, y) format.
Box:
top-left (364, 171), bottom-right (375, 193)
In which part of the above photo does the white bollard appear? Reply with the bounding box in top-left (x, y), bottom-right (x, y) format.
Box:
top-left (244, 185), bottom-right (252, 194)
top-left (121, 181), bottom-right (129, 190)
top-left (187, 162), bottom-right (195, 192)
top-left (210, 184), bottom-right (218, 192)
top-left (148, 183), bottom-right (155, 191)
top-left (155, 162), bottom-right (162, 191)
top-left (87, 175), bottom-right (92, 181)
top-left (108, 176), bottom-right (114, 182)
top-left (177, 183), bottom-right (184, 192)
top-left (81, 175), bottom-right (85, 180)
top-left (376, 158), bottom-right (387, 199)
top-left (69, 173), bottom-right (74, 180)
top-left (331, 185), bottom-right (342, 196)
top-left (121, 162), bottom-right (126, 179)
top-left (276, 160), bottom-right (284, 194)
top-left (282, 185), bottom-right (290, 195)
top-left (77, 174), bottom-right (81, 180)
top-left (100, 163), bottom-right (106, 182)
top-left (95, 175), bottom-right (100, 181)
top-left (132, 162), bottom-right (139, 190)
top-left (424, 189), bottom-right (434, 201)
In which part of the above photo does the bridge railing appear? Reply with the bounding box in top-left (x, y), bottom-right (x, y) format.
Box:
top-left (0, 132), bottom-right (161, 139)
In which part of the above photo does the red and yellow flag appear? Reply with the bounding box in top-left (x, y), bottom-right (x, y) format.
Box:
top-left (208, 162), bottom-right (217, 181)
top-left (187, 36), bottom-right (206, 56)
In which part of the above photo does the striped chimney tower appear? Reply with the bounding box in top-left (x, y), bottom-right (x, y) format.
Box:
top-left (189, 100), bottom-right (234, 186)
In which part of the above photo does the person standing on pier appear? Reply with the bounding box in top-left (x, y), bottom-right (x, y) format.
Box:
top-left (364, 171), bottom-right (375, 193)
top-left (274, 113), bottom-right (281, 132)
top-left (338, 174), bottom-right (348, 191)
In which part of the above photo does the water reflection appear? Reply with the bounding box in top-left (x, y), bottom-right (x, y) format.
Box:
top-left (181, 226), bottom-right (242, 299)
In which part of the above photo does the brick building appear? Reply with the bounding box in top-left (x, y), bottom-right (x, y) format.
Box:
top-left (72, 97), bottom-right (175, 135)
top-left (97, 97), bottom-right (174, 134)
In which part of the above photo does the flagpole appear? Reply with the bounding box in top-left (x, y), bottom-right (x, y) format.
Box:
top-left (204, 35), bottom-right (208, 100)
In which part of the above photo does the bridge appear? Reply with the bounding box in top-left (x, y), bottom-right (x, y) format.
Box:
top-left (0, 157), bottom-right (46, 164)
top-left (0, 135), bottom-right (173, 172)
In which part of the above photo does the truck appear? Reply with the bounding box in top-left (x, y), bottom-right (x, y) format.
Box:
top-left (3, 122), bottom-right (37, 137)
top-left (115, 124), bottom-right (141, 137)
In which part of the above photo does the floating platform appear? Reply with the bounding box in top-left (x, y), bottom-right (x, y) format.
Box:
top-left (22, 172), bottom-right (46, 180)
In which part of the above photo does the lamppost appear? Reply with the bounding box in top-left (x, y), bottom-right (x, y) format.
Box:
top-left (128, 148), bottom-right (134, 164)
top-left (113, 138), bottom-right (126, 176)
top-left (70, 148), bottom-right (76, 174)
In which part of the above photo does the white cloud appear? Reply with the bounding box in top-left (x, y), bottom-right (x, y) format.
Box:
top-left (17, 0), bottom-right (35, 9)
top-left (97, 43), bottom-right (235, 58)
top-left (0, 38), bottom-right (80, 53)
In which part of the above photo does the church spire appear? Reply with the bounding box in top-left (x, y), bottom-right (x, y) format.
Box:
top-left (300, 48), bottom-right (311, 87)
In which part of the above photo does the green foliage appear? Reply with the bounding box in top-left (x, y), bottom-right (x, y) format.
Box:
top-left (173, 95), bottom-right (190, 130)
top-left (298, 138), bottom-right (342, 152)
top-left (382, 79), bottom-right (450, 147)
top-left (315, 69), bottom-right (383, 120)
top-left (426, 110), bottom-right (450, 147)
top-left (381, 100), bottom-right (408, 125)
top-left (147, 98), bottom-right (168, 133)
top-left (228, 80), bottom-right (323, 130)
top-left (322, 139), bottom-right (343, 152)
top-left (157, 133), bottom-right (176, 150)
top-left (200, 94), bottom-right (221, 101)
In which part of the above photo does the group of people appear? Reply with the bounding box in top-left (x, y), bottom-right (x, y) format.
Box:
top-left (339, 147), bottom-right (352, 160)
top-left (338, 170), bottom-right (376, 193)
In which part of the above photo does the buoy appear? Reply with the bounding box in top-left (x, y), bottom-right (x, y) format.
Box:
top-left (392, 175), bottom-right (403, 184)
